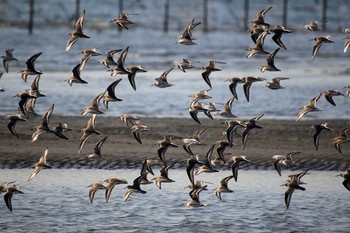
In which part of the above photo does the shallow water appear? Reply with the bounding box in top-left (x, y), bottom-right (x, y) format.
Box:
top-left (1, 2), bottom-right (350, 120)
top-left (0, 169), bottom-right (349, 233)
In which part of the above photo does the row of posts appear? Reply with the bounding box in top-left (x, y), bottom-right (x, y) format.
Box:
top-left (27, 0), bottom-right (328, 34)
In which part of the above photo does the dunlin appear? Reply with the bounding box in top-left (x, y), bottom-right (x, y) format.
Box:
top-left (333, 128), bottom-right (350, 154)
top-left (28, 147), bottom-right (52, 181)
top-left (19, 52), bottom-right (43, 82)
top-left (177, 19), bottom-right (201, 45)
top-left (2, 48), bottom-right (18, 73)
top-left (101, 78), bottom-right (123, 109)
top-left (284, 170), bottom-right (309, 209)
top-left (336, 168), bottom-right (350, 191)
top-left (311, 36), bottom-right (334, 60)
top-left (3, 184), bottom-right (24, 212)
top-left (88, 181), bottom-right (106, 204)
top-left (296, 93), bottom-right (322, 121)
top-left (110, 13), bottom-right (138, 30)
top-left (79, 114), bottom-right (102, 155)
top-left (65, 64), bottom-right (88, 86)
top-left (66, 10), bottom-right (89, 52)
top-left (312, 123), bottom-right (332, 151)
top-left (260, 48), bottom-right (281, 72)
top-left (321, 89), bottom-right (345, 106)
top-left (269, 25), bottom-right (292, 50)
top-left (214, 175), bottom-right (234, 200)
top-left (251, 6), bottom-right (272, 27)
top-left (32, 104), bottom-right (54, 142)
top-left (99, 49), bottom-right (122, 69)
top-left (195, 145), bottom-right (219, 175)
top-left (104, 178), bottom-right (128, 203)
top-left (124, 173), bottom-right (147, 202)
top-left (201, 60), bottom-right (226, 88)
top-left (241, 113), bottom-right (264, 149)
top-left (132, 120), bottom-right (150, 144)
top-left (157, 135), bottom-right (178, 165)
top-left (152, 67), bottom-right (174, 88)
top-left (87, 136), bottom-right (108, 159)
top-left (152, 163), bottom-right (176, 189)
top-left (225, 77), bottom-right (244, 100)
top-left (265, 77), bottom-right (289, 90)
top-left (231, 155), bottom-right (251, 182)
top-left (79, 48), bottom-right (102, 71)
top-left (242, 76), bottom-right (266, 101)
top-left (5, 113), bottom-right (26, 138)
top-left (126, 65), bottom-right (147, 91)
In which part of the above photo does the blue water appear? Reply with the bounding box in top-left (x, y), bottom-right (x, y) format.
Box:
top-left (0, 169), bottom-right (349, 233)
top-left (1, 1), bottom-right (350, 120)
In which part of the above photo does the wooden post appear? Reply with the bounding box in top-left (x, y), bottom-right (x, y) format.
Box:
top-left (244, 0), bottom-right (249, 31)
top-left (75, 0), bottom-right (80, 22)
top-left (163, 0), bottom-right (169, 32)
top-left (322, 0), bottom-right (327, 31)
top-left (118, 0), bottom-right (123, 32)
top-left (282, 0), bottom-right (288, 27)
top-left (203, 0), bottom-right (208, 32)
top-left (28, 0), bottom-right (34, 34)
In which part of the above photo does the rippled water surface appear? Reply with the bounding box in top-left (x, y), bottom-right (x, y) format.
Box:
top-left (0, 169), bottom-right (349, 233)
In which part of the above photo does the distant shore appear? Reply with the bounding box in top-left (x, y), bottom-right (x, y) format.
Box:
top-left (1, 115), bottom-right (350, 171)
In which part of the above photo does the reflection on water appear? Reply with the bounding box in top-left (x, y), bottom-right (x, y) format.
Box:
top-left (0, 169), bottom-right (349, 232)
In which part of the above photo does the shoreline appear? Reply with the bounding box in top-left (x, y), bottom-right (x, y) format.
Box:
top-left (1, 116), bottom-right (350, 170)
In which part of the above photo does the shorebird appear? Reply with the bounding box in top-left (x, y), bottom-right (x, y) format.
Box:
top-left (15, 91), bottom-right (37, 118)
top-left (195, 145), bottom-right (219, 175)
top-left (173, 58), bottom-right (199, 72)
top-left (185, 155), bottom-right (204, 186)
top-left (120, 114), bottom-right (140, 126)
top-left (65, 63), bottom-right (88, 86)
top-left (201, 60), bottom-right (226, 88)
top-left (214, 175), bottom-right (234, 200)
top-left (213, 140), bottom-right (231, 165)
top-left (88, 181), bottom-right (106, 204)
top-left (81, 93), bottom-right (104, 116)
top-left (217, 96), bottom-right (237, 118)
top-left (333, 128), bottom-right (350, 154)
top-left (5, 113), bottom-right (26, 138)
top-left (248, 23), bottom-right (266, 44)
top-left (223, 120), bottom-right (244, 147)
top-left (101, 78), bottom-right (123, 109)
top-left (302, 20), bottom-right (321, 31)
top-left (242, 76), bottom-right (266, 101)
top-left (336, 168), bottom-right (350, 191)
top-left (126, 65), bottom-right (147, 91)
top-left (284, 170), bottom-right (309, 209)
top-left (321, 89), bottom-right (345, 106)
top-left (140, 159), bottom-right (158, 184)
top-left (251, 6), bottom-right (272, 27)
top-left (87, 136), bottom-right (108, 159)
top-left (269, 25), bottom-right (292, 50)
top-left (25, 98), bottom-right (40, 117)
top-left (0, 181), bottom-right (16, 194)
top-left (152, 163), bottom-right (176, 189)
top-left (344, 35), bottom-right (350, 53)
top-left (51, 123), bottom-right (71, 140)
top-left (79, 48), bottom-right (102, 71)
top-left (104, 178), bottom-right (128, 203)
top-left (177, 18), bottom-right (201, 45)
top-left (110, 13), bottom-right (138, 30)
top-left (157, 135), bottom-right (178, 165)
top-left (185, 185), bottom-right (207, 207)
top-left (188, 103), bottom-right (210, 125)
top-left (2, 48), bottom-right (18, 73)
top-left (19, 52), bottom-right (43, 82)
top-left (25, 74), bottom-right (45, 98)
top-left (79, 114), bottom-right (102, 155)
top-left (131, 120), bottom-right (150, 144)
top-left (260, 48), bottom-right (281, 72)
top-left (231, 155), bottom-right (251, 182)
top-left (182, 129), bottom-right (206, 155)
top-left (273, 152), bottom-right (300, 176)
top-left (225, 77), bottom-right (244, 100)
top-left (296, 93), bottom-right (322, 121)
top-left (66, 10), bottom-right (89, 52)
top-left (3, 184), bottom-right (24, 212)
top-left (265, 77), bottom-right (289, 90)
top-left (28, 147), bottom-right (52, 181)
top-left (32, 104), bottom-right (54, 142)
top-left (190, 89), bottom-right (212, 105)
top-left (109, 46), bottom-right (130, 77)
top-left (124, 173), bottom-right (148, 202)
top-left (241, 113), bottom-right (264, 149)
top-left (246, 29), bottom-right (270, 58)
top-left (99, 49), bottom-right (122, 69)
top-left (311, 36), bottom-right (334, 60)
top-left (312, 123), bottom-right (333, 151)
top-left (152, 67), bottom-right (174, 88)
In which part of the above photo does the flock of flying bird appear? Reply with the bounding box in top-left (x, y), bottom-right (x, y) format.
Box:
top-left (1, 6), bottom-right (350, 212)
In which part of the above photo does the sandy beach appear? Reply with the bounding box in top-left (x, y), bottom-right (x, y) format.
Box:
top-left (1, 115), bottom-right (350, 171)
